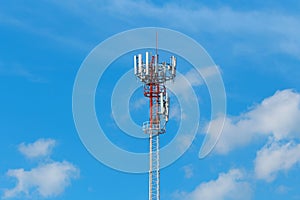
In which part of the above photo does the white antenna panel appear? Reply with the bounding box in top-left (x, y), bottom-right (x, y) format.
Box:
top-left (146, 52), bottom-right (149, 75)
top-left (134, 55), bottom-right (137, 75)
top-left (138, 54), bottom-right (142, 73)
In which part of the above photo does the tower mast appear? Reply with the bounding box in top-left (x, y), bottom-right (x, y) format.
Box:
top-left (134, 36), bottom-right (177, 200)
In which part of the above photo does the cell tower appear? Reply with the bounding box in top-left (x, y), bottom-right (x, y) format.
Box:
top-left (133, 35), bottom-right (176, 200)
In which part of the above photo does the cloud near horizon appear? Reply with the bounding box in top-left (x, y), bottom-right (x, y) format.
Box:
top-left (2, 138), bottom-right (79, 199)
top-left (3, 161), bottom-right (79, 199)
top-left (254, 138), bottom-right (300, 182)
top-left (174, 169), bottom-right (252, 200)
top-left (203, 89), bottom-right (300, 184)
top-left (208, 89), bottom-right (300, 154)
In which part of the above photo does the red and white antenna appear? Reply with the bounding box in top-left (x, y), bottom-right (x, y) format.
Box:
top-left (133, 34), bottom-right (177, 200)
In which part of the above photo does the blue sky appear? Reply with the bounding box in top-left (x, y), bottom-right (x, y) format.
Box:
top-left (1, 0), bottom-right (300, 199)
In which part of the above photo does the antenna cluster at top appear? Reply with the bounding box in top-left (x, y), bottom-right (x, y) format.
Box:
top-left (133, 52), bottom-right (176, 84)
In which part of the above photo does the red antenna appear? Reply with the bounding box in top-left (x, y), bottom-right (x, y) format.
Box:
top-left (156, 32), bottom-right (158, 55)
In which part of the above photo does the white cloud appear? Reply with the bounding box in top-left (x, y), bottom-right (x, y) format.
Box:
top-left (7, 1), bottom-right (300, 59)
top-left (175, 134), bottom-right (195, 153)
top-left (276, 185), bottom-right (290, 194)
top-left (198, 66), bottom-right (221, 80)
top-left (0, 59), bottom-right (47, 82)
top-left (3, 161), bottom-right (79, 199)
top-left (168, 68), bottom-right (204, 102)
top-left (171, 67), bottom-right (219, 92)
top-left (131, 97), bottom-right (147, 110)
top-left (185, 68), bottom-right (204, 86)
top-left (182, 165), bottom-right (194, 179)
top-left (254, 138), bottom-right (300, 182)
top-left (103, 0), bottom-right (300, 59)
top-left (3, 138), bottom-right (79, 199)
top-left (209, 89), bottom-right (300, 154)
top-left (175, 169), bottom-right (251, 200)
top-left (0, 4), bottom-right (92, 52)
top-left (18, 138), bottom-right (56, 159)
top-left (247, 90), bottom-right (300, 139)
top-left (169, 104), bottom-right (183, 122)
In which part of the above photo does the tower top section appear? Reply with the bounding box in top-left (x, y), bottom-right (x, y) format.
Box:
top-left (134, 52), bottom-right (176, 84)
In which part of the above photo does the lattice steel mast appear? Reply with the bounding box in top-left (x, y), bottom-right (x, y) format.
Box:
top-left (133, 36), bottom-right (176, 200)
